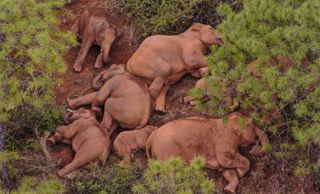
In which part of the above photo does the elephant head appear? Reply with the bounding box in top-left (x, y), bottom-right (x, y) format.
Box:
top-left (182, 23), bottom-right (223, 46)
top-left (97, 22), bottom-right (121, 63)
top-left (68, 108), bottom-right (97, 122)
top-left (227, 112), bottom-right (270, 155)
top-left (92, 64), bottom-right (126, 90)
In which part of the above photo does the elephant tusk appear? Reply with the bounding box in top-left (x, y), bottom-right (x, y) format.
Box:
top-left (66, 108), bottom-right (75, 113)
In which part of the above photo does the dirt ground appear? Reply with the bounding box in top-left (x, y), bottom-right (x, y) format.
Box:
top-left (51, 0), bottom-right (319, 193)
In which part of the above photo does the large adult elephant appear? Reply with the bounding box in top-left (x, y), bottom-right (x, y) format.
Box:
top-left (146, 112), bottom-right (269, 193)
top-left (126, 23), bottom-right (222, 112)
top-left (67, 64), bottom-right (153, 135)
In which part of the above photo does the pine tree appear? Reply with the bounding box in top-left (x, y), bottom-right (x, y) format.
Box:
top-left (195, 0), bottom-right (320, 174)
top-left (0, 0), bottom-right (76, 191)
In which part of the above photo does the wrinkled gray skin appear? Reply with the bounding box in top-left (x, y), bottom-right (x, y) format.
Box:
top-left (71, 7), bottom-right (120, 72)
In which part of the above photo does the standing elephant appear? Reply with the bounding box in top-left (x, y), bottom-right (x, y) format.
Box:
top-left (127, 23), bottom-right (222, 112)
top-left (47, 108), bottom-right (110, 179)
top-left (146, 112), bottom-right (269, 194)
top-left (67, 64), bottom-right (153, 135)
top-left (71, 7), bottom-right (120, 72)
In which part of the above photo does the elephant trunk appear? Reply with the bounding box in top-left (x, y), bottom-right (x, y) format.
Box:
top-left (92, 70), bottom-right (107, 90)
top-left (101, 39), bottom-right (114, 63)
top-left (254, 126), bottom-right (269, 146)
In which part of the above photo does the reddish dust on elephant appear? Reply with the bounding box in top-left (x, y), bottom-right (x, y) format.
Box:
top-left (113, 125), bottom-right (158, 166)
top-left (67, 64), bottom-right (153, 135)
top-left (127, 23), bottom-right (222, 112)
top-left (146, 112), bottom-right (269, 194)
top-left (71, 7), bottom-right (120, 72)
top-left (47, 108), bottom-right (110, 179)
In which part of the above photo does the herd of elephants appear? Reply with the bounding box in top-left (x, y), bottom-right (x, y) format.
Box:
top-left (46, 7), bottom-right (270, 193)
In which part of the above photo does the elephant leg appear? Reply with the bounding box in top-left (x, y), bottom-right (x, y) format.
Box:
top-left (101, 110), bottom-right (114, 132)
top-left (222, 169), bottom-right (239, 194)
top-left (73, 38), bottom-right (93, 72)
top-left (71, 18), bottom-right (79, 35)
top-left (217, 151), bottom-right (250, 178)
top-left (155, 84), bottom-right (170, 112)
top-left (190, 67), bottom-right (210, 78)
top-left (206, 159), bottom-right (220, 170)
top-left (94, 52), bottom-right (104, 69)
top-left (67, 92), bottom-right (98, 109)
top-left (109, 122), bottom-right (118, 136)
top-left (57, 140), bottom-right (103, 178)
top-left (119, 153), bottom-right (132, 166)
top-left (149, 76), bottom-right (166, 99)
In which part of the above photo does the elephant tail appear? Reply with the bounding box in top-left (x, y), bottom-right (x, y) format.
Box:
top-left (145, 133), bottom-right (155, 160)
top-left (92, 70), bottom-right (107, 90)
top-left (254, 126), bottom-right (269, 147)
top-left (71, 18), bottom-right (79, 36)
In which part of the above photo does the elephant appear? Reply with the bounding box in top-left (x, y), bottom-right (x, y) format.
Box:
top-left (67, 64), bottom-right (153, 135)
top-left (47, 108), bottom-right (110, 179)
top-left (126, 23), bottom-right (223, 112)
top-left (113, 125), bottom-right (157, 166)
top-left (71, 7), bottom-right (120, 72)
top-left (183, 77), bottom-right (239, 111)
top-left (146, 112), bottom-right (269, 194)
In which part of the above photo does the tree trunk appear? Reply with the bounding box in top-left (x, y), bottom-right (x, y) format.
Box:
top-left (0, 124), bottom-right (10, 193)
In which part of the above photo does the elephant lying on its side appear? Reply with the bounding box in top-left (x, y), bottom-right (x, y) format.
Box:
top-left (113, 125), bottom-right (157, 166)
top-left (67, 64), bottom-right (153, 135)
top-left (146, 112), bottom-right (269, 194)
top-left (183, 77), bottom-right (239, 111)
top-left (127, 23), bottom-right (222, 112)
top-left (71, 7), bottom-right (120, 72)
top-left (47, 108), bottom-right (110, 179)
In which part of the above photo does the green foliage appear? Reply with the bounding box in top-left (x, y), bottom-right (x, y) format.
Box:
top-left (5, 104), bottom-right (63, 150)
top-left (0, 151), bottom-right (18, 166)
top-left (0, 0), bottom-right (77, 122)
top-left (132, 157), bottom-right (215, 194)
top-left (11, 176), bottom-right (65, 194)
top-left (106, 0), bottom-right (240, 38)
top-left (68, 163), bottom-right (144, 194)
top-left (197, 0), bottom-right (320, 174)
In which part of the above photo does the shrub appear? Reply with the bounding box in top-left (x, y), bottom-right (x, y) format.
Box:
top-left (132, 157), bottom-right (215, 194)
top-left (0, 0), bottom-right (77, 122)
top-left (5, 104), bottom-right (63, 151)
top-left (193, 0), bottom-right (320, 174)
top-left (105, 0), bottom-right (241, 38)
top-left (11, 177), bottom-right (65, 194)
top-left (68, 163), bottom-right (144, 194)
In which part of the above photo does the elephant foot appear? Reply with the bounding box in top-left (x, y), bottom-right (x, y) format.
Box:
top-left (46, 138), bottom-right (55, 146)
top-left (64, 170), bottom-right (79, 180)
top-left (223, 186), bottom-right (236, 194)
top-left (73, 63), bottom-right (83, 72)
top-left (94, 60), bottom-right (104, 69)
top-left (236, 168), bottom-right (247, 178)
top-left (155, 103), bottom-right (166, 113)
top-left (154, 108), bottom-right (166, 115)
top-left (67, 98), bottom-right (77, 110)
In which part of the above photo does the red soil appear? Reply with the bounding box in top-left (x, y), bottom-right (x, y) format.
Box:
top-left (51, 0), bottom-right (318, 193)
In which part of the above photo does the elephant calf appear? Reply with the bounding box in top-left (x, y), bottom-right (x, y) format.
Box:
top-left (67, 64), bottom-right (153, 135)
top-left (146, 112), bottom-right (269, 194)
top-left (47, 108), bottom-right (110, 179)
top-left (183, 77), bottom-right (239, 111)
top-left (113, 125), bottom-right (157, 166)
top-left (71, 7), bottom-right (119, 72)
